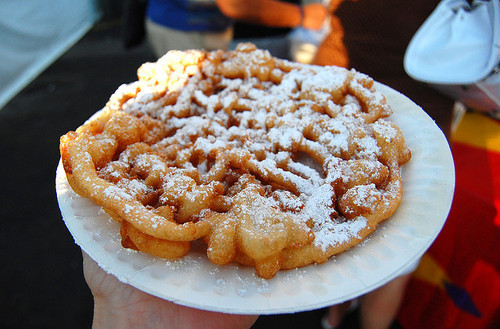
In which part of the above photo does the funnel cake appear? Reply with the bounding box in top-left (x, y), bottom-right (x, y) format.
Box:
top-left (60, 43), bottom-right (411, 279)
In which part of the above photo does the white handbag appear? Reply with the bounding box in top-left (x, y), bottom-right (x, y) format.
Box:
top-left (404, 0), bottom-right (500, 119)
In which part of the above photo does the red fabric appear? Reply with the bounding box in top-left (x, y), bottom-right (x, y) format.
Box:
top-left (397, 136), bottom-right (500, 328)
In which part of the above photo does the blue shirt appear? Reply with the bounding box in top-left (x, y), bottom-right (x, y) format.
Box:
top-left (147, 0), bottom-right (233, 32)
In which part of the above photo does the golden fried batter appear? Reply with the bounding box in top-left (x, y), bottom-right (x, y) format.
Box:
top-left (60, 43), bottom-right (411, 279)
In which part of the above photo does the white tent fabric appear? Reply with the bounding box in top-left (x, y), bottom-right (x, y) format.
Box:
top-left (0, 0), bottom-right (102, 109)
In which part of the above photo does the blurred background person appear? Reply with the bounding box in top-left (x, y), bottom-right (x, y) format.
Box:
top-left (145, 0), bottom-right (327, 57)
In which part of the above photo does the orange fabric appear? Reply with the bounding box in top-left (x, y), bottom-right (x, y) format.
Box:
top-left (397, 113), bottom-right (500, 329)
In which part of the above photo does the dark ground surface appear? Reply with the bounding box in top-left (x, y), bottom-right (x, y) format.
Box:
top-left (0, 23), bottom-right (405, 329)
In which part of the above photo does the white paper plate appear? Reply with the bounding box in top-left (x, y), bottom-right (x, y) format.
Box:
top-left (56, 83), bottom-right (455, 315)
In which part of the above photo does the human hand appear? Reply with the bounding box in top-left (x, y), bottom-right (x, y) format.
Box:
top-left (82, 251), bottom-right (259, 329)
top-left (302, 3), bottom-right (328, 30)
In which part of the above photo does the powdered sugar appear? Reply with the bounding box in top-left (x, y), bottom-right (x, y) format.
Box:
top-left (104, 44), bottom-right (407, 255)
top-left (102, 185), bottom-right (133, 201)
top-left (314, 216), bottom-right (368, 251)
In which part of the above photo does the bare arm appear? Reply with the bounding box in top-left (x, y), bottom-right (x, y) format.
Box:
top-left (216, 0), bottom-right (327, 30)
